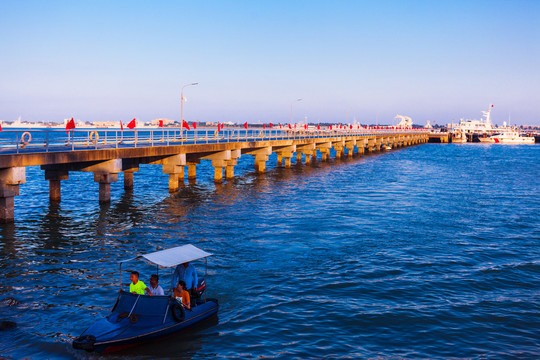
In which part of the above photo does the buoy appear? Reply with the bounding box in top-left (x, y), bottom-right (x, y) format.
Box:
top-left (89, 131), bottom-right (99, 144)
top-left (20, 132), bottom-right (31, 147)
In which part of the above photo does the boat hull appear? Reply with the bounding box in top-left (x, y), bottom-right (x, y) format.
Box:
top-left (73, 291), bottom-right (219, 353)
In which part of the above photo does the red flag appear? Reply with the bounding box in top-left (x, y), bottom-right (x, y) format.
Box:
top-left (127, 118), bottom-right (136, 130)
top-left (193, 122), bottom-right (197, 129)
top-left (269, 123), bottom-right (273, 128)
top-left (158, 120), bottom-right (164, 128)
top-left (65, 117), bottom-right (75, 133)
top-left (217, 122), bottom-right (221, 132)
top-left (350, 125), bottom-right (353, 130)
top-left (491, 105), bottom-right (494, 107)
top-left (120, 120), bottom-right (124, 131)
top-left (330, 125), bottom-right (333, 130)
top-left (263, 124), bottom-right (266, 129)
top-left (221, 123), bottom-right (224, 130)
top-left (304, 124), bottom-right (307, 129)
top-left (182, 120), bottom-right (190, 131)
top-left (294, 124), bottom-right (297, 129)
top-left (288, 124), bottom-right (292, 129)
top-left (317, 124), bottom-right (320, 130)
top-left (279, 124), bottom-right (282, 129)
top-left (0, 122), bottom-right (2, 131)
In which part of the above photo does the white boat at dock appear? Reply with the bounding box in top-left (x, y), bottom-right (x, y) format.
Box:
top-left (486, 129), bottom-right (535, 144)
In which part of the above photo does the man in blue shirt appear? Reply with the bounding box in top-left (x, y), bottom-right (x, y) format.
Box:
top-left (172, 262), bottom-right (198, 295)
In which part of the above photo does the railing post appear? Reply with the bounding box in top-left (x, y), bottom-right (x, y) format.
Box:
top-left (45, 131), bottom-right (49, 152)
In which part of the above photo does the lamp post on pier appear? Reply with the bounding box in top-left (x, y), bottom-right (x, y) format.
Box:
top-left (291, 98), bottom-right (302, 124)
top-left (181, 82), bottom-right (198, 135)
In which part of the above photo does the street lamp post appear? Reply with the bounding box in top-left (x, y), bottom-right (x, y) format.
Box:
top-left (291, 98), bottom-right (302, 124)
top-left (181, 82), bottom-right (198, 135)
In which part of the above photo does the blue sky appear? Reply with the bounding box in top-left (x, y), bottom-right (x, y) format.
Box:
top-left (1, 0), bottom-right (539, 125)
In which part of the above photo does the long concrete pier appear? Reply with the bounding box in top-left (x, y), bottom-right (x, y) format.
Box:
top-left (0, 128), bottom-right (428, 222)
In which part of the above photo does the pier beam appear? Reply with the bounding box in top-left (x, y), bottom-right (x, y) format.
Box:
top-left (297, 144), bottom-right (316, 166)
top-left (45, 170), bottom-right (69, 202)
top-left (275, 145), bottom-right (296, 169)
top-left (243, 147), bottom-right (272, 174)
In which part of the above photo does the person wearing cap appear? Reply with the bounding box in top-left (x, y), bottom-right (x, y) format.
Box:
top-left (129, 271), bottom-right (147, 295)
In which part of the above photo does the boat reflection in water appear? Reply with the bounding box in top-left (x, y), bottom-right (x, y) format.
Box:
top-left (72, 244), bottom-right (219, 354)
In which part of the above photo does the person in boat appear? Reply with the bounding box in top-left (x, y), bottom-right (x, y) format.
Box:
top-left (172, 262), bottom-right (198, 296)
top-left (145, 274), bottom-right (164, 296)
top-left (129, 271), bottom-right (147, 295)
top-left (173, 280), bottom-right (191, 310)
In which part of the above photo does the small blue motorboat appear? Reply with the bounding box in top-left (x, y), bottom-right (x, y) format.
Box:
top-left (73, 244), bottom-right (219, 353)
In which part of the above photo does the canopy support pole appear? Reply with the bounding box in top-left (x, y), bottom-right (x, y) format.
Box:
top-left (128, 295), bottom-right (141, 317)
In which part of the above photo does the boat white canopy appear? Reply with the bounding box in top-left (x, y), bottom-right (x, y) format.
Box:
top-left (121, 244), bottom-right (212, 269)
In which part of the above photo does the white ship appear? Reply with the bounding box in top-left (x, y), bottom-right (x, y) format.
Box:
top-left (457, 105), bottom-right (499, 134)
top-left (487, 129), bottom-right (535, 144)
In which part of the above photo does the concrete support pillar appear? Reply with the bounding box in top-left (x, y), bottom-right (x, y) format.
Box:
top-left (296, 152), bottom-right (302, 163)
top-left (168, 173), bottom-right (180, 192)
top-left (321, 151), bottom-right (328, 162)
top-left (305, 153), bottom-right (312, 165)
top-left (0, 196), bottom-right (15, 224)
top-left (124, 171), bottom-right (134, 190)
top-left (188, 163), bottom-right (197, 180)
top-left (0, 167), bottom-right (26, 223)
top-left (94, 173), bottom-right (118, 203)
top-left (226, 161), bottom-right (235, 179)
top-left (347, 148), bottom-right (354, 158)
top-left (285, 157), bottom-right (292, 168)
top-left (214, 166), bottom-right (223, 183)
top-left (45, 169), bottom-right (69, 202)
top-left (335, 149), bottom-right (342, 159)
top-left (255, 156), bottom-right (267, 173)
top-left (277, 154), bottom-right (283, 167)
top-left (49, 180), bottom-right (61, 202)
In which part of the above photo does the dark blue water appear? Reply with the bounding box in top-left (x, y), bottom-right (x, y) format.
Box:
top-left (1, 144), bottom-right (539, 359)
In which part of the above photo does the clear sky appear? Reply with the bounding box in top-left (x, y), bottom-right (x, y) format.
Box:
top-left (1, 0), bottom-right (539, 125)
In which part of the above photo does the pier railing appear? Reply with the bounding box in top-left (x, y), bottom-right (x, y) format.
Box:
top-left (0, 127), bottom-right (428, 155)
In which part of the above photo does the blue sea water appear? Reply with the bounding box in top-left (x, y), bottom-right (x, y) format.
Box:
top-left (0, 143), bottom-right (539, 359)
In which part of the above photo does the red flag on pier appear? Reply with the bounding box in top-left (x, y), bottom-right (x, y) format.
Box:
top-left (279, 124), bottom-right (282, 129)
top-left (288, 124), bottom-right (292, 129)
top-left (158, 120), bottom-right (164, 128)
top-left (120, 120), bottom-right (124, 131)
top-left (182, 120), bottom-right (190, 131)
top-left (65, 117), bottom-right (75, 133)
top-left (269, 123), bottom-right (273, 128)
top-left (217, 122), bottom-right (221, 132)
top-left (350, 125), bottom-right (353, 130)
top-left (193, 122), bottom-right (197, 129)
top-left (244, 122), bottom-right (248, 129)
top-left (263, 124), bottom-right (266, 129)
top-left (317, 124), bottom-right (320, 130)
top-left (127, 118), bottom-right (136, 130)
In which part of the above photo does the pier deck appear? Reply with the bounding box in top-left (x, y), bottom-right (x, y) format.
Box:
top-left (0, 128), bottom-right (428, 222)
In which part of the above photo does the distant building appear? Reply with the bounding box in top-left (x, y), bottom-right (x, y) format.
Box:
top-left (150, 118), bottom-right (175, 126)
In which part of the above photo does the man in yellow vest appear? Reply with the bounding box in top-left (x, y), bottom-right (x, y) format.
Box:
top-left (129, 271), bottom-right (147, 295)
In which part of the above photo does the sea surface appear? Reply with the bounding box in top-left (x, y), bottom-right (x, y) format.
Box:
top-left (0, 143), bottom-right (539, 359)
